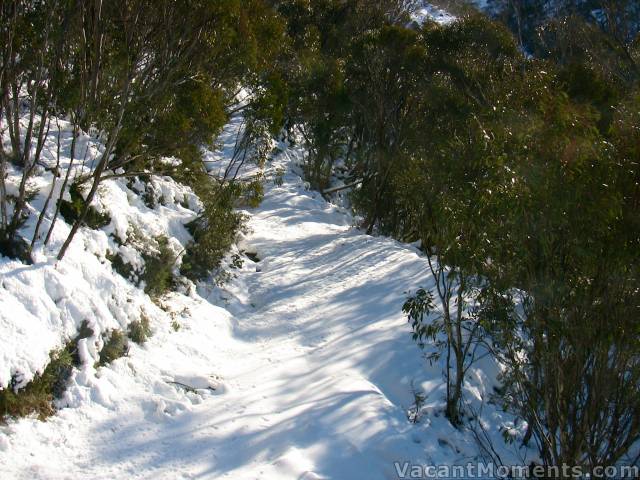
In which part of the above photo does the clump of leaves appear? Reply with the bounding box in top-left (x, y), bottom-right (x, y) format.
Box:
top-left (97, 330), bottom-right (128, 367)
top-left (128, 315), bottom-right (152, 344)
top-left (229, 253), bottom-right (244, 269)
top-left (239, 177), bottom-right (264, 208)
top-left (402, 288), bottom-right (438, 349)
top-left (59, 183), bottom-right (111, 229)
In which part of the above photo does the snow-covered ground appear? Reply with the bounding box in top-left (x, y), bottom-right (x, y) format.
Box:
top-left (1, 130), bottom-right (525, 478)
top-left (0, 118), bottom-right (201, 391)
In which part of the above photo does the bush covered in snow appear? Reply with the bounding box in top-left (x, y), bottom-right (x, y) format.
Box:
top-left (0, 348), bottom-right (74, 421)
top-left (181, 184), bottom-right (245, 282)
top-left (97, 331), bottom-right (129, 368)
top-left (127, 315), bottom-right (152, 345)
top-left (58, 183), bottom-right (111, 231)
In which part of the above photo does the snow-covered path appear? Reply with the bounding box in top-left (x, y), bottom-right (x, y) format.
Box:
top-left (1, 150), bottom-right (493, 479)
top-left (200, 162), bottom-right (438, 479)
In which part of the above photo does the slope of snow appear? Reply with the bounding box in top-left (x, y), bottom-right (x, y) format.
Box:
top-left (1, 134), bottom-right (522, 478)
top-left (0, 117), bottom-right (200, 390)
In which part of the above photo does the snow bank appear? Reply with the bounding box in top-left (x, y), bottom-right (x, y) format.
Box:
top-left (0, 117), bottom-right (201, 390)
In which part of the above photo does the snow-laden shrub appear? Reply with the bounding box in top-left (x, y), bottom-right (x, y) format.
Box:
top-left (108, 232), bottom-right (177, 298)
top-left (180, 184), bottom-right (244, 282)
top-left (59, 184), bottom-right (111, 230)
top-left (141, 236), bottom-right (177, 297)
top-left (0, 321), bottom-right (95, 421)
top-left (97, 331), bottom-right (128, 367)
top-left (108, 251), bottom-right (136, 283)
top-left (0, 234), bottom-right (32, 265)
top-left (0, 348), bottom-right (74, 421)
top-left (128, 315), bottom-right (152, 345)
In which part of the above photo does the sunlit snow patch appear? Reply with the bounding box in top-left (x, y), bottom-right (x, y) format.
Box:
top-left (411, 2), bottom-right (457, 25)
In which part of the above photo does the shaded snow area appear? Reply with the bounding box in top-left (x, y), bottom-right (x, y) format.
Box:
top-left (1, 120), bottom-right (525, 477)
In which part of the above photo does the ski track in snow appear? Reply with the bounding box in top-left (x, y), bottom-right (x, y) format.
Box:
top-left (1, 143), bottom-right (507, 479)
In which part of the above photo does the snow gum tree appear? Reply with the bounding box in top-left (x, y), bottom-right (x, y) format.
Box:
top-left (400, 16), bottom-right (523, 426)
top-left (274, 1), bottom-right (640, 465)
top-left (0, 0), bottom-right (285, 264)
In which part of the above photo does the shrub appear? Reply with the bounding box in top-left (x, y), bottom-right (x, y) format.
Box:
top-left (407, 381), bottom-right (426, 424)
top-left (0, 234), bottom-right (33, 264)
top-left (108, 233), bottom-right (175, 296)
top-left (141, 236), bottom-right (177, 297)
top-left (59, 183), bottom-right (111, 229)
top-left (107, 252), bottom-right (135, 281)
top-left (128, 315), bottom-right (152, 344)
top-left (180, 185), bottom-right (244, 281)
top-left (97, 330), bottom-right (128, 367)
top-left (0, 348), bottom-right (74, 421)
top-left (0, 319), bottom-right (95, 422)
